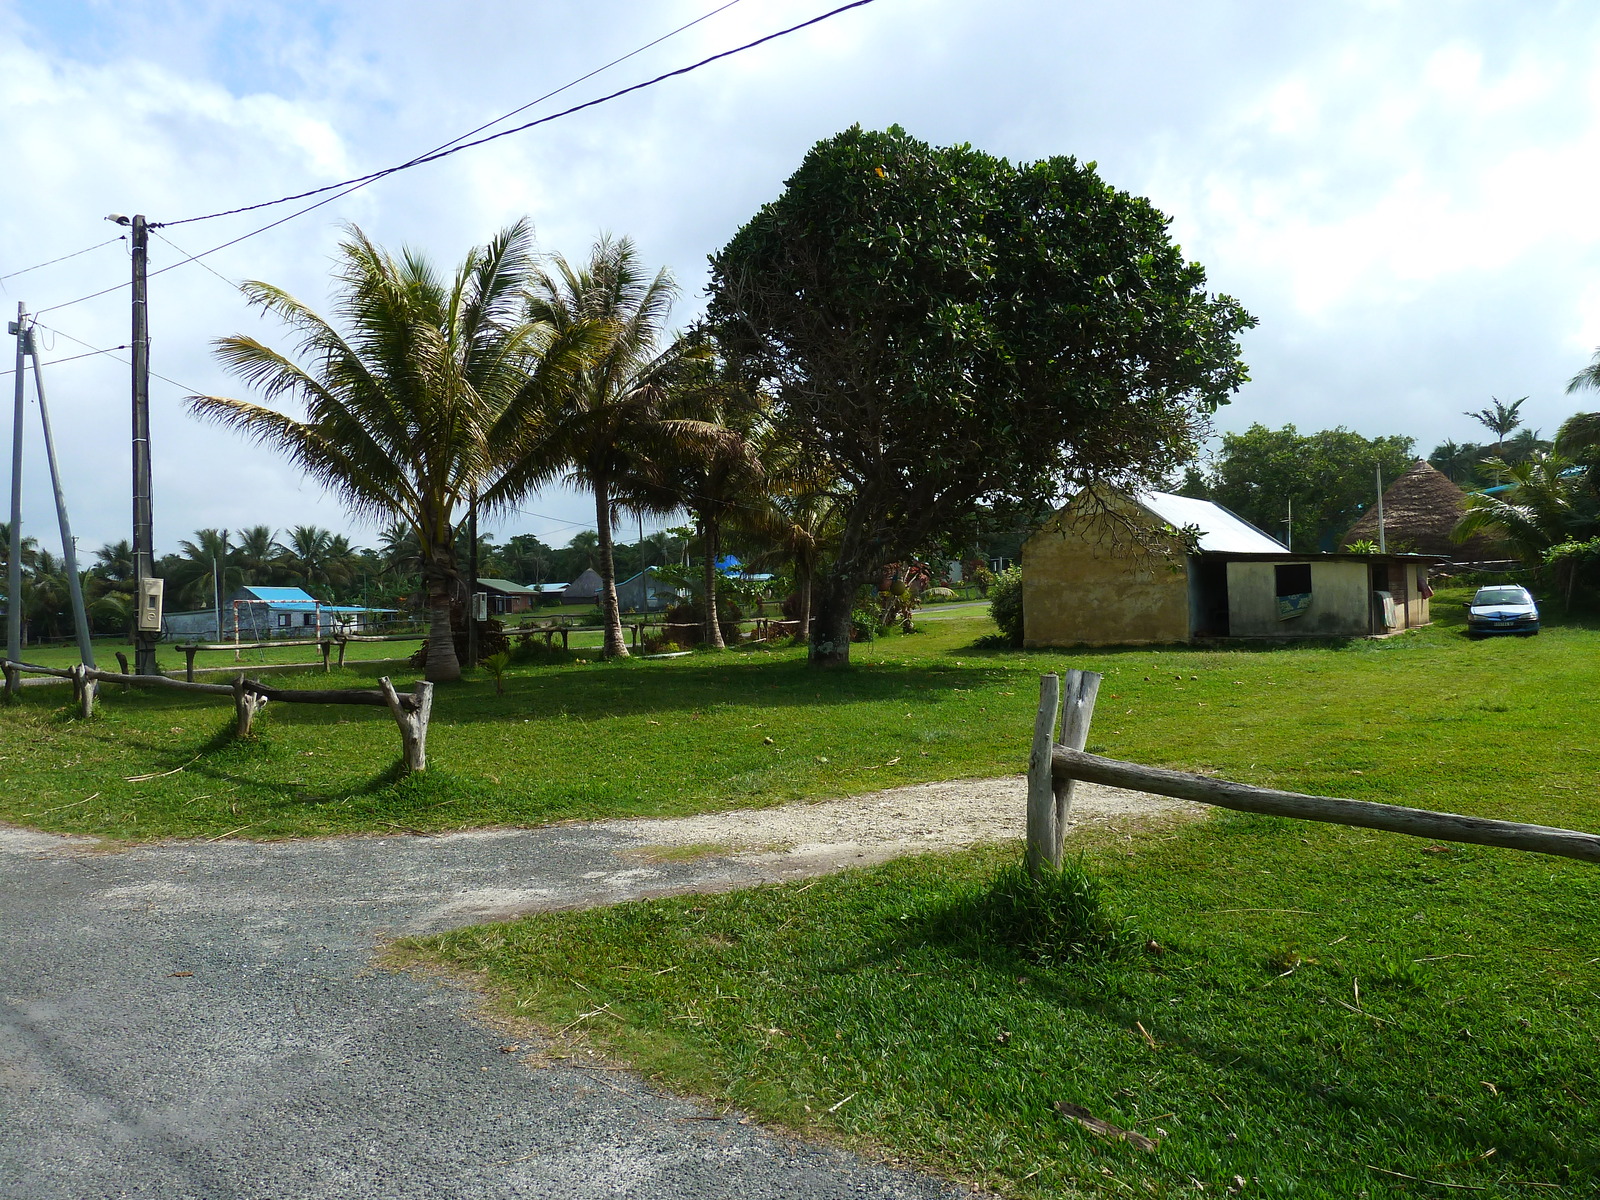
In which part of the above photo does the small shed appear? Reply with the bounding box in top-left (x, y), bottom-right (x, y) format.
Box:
top-left (615, 566), bottom-right (682, 613)
top-left (474, 578), bottom-right (538, 615)
top-left (1023, 489), bottom-right (1440, 647)
top-left (563, 569), bottom-right (603, 604)
top-left (214, 586), bottom-right (393, 640)
top-left (1342, 459), bottom-right (1503, 559)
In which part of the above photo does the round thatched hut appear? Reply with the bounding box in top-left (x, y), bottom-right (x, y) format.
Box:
top-left (1341, 459), bottom-right (1503, 559)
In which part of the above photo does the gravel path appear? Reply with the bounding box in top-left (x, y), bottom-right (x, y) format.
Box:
top-left (0, 777), bottom-right (1198, 1199)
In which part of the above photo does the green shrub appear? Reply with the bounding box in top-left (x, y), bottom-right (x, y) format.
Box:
top-left (988, 566), bottom-right (1023, 646)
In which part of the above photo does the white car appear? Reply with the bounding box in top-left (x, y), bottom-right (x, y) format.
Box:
top-left (1466, 585), bottom-right (1540, 638)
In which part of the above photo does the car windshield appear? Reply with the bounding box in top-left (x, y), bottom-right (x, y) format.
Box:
top-left (1474, 587), bottom-right (1529, 605)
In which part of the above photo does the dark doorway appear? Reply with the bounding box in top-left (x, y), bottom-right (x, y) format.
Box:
top-left (1191, 557), bottom-right (1230, 637)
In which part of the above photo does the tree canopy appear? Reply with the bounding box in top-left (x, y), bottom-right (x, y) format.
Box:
top-left (708, 124), bottom-right (1255, 665)
top-left (1193, 424), bottom-right (1416, 552)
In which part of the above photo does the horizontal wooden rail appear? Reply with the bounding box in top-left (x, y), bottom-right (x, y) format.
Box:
top-left (1051, 745), bottom-right (1600, 865)
top-left (3, 658), bottom-right (433, 771)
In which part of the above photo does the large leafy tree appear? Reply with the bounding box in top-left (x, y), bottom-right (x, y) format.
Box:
top-left (190, 220), bottom-right (587, 681)
top-left (495, 236), bottom-right (710, 657)
top-left (1198, 424), bottom-right (1417, 551)
top-left (708, 125), bottom-right (1256, 666)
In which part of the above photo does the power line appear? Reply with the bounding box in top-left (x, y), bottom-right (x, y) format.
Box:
top-left (34, 0), bottom-right (878, 317)
top-left (161, 0), bottom-right (748, 229)
top-left (0, 344), bottom-right (131, 378)
top-left (0, 236), bottom-right (125, 283)
top-left (29, 320), bottom-right (204, 396)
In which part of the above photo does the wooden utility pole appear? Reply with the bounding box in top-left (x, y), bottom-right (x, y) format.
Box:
top-left (131, 215), bottom-right (158, 675)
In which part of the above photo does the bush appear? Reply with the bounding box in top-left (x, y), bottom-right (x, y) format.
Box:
top-left (988, 566), bottom-right (1023, 646)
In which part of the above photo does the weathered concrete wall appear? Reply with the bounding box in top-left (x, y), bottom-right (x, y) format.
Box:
top-left (1226, 560), bottom-right (1371, 637)
top-left (1023, 506), bottom-right (1190, 646)
top-left (1403, 562), bottom-right (1430, 628)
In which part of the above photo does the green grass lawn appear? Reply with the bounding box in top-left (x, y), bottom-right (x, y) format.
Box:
top-left (7, 590), bottom-right (1599, 1193)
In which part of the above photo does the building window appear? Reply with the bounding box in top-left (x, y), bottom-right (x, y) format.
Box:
top-left (1275, 563), bottom-right (1313, 621)
top-left (277, 614), bottom-right (290, 628)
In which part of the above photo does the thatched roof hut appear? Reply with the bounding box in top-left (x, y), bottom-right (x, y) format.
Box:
top-left (1341, 460), bottom-right (1501, 558)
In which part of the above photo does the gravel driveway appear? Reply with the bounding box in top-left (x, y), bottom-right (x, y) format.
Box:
top-left (1, 777), bottom-right (1194, 1199)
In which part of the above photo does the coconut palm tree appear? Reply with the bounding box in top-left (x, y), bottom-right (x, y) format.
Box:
top-left (93, 539), bottom-right (134, 582)
top-left (231, 526), bottom-right (282, 585)
top-left (492, 236), bottom-right (710, 657)
top-left (190, 220), bottom-right (590, 681)
top-left (1455, 452), bottom-right (1593, 564)
top-left (1463, 397), bottom-right (1527, 461)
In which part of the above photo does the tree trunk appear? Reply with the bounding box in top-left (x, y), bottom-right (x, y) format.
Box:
top-left (795, 557), bottom-right (814, 642)
top-left (808, 571), bottom-right (854, 667)
top-left (701, 517), bottom-right (725, 650)
top-left (422, 557), bottom-right (461, 683)
top-left (594, 475), bottom-right (629, 658)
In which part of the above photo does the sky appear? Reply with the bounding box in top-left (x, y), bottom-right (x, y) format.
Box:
top-left (3, 0), bottom-right (1599, 561)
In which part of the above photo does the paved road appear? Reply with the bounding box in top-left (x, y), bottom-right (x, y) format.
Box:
top-left (1, 824), bottom-right (963, 1200)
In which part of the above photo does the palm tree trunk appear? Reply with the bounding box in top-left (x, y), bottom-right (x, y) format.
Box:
top-left (594, 475), bottom-right (629, 658)
top-left (422, 552), bottom-right (461, 683)
top-left (701, 517), bottom-right (725, 650)
top-left (795, 555), bottom-right (813, 642)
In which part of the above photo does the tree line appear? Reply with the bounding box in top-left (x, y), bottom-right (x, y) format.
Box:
top-left (163, 124), bottom-right (1252, 680)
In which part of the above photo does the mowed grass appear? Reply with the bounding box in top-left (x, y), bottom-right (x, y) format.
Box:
top-left (0, 590), bottom-right (1594, 841)
top-left (393, 591), bottom-right (1600, 1198)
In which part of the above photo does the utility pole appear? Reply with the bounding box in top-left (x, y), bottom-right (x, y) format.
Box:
top-left (6, 301), bottom-right (25, 685)
top-left (27, 328), bottom-right (96, 666)
top-left (1375, 466), bottom-right (1387, 555)
top-left (1285, 497), bottom-right (1292, 553)
top-left (130, 215), bottom-right (158, 675)
top-left (465, 487), bottom-right (479, 670)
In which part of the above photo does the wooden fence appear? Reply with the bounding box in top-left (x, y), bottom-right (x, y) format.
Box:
top-left (1027, 670), bottom-right (1600, 874)
top-left (1, 659), bottom-right (434, 771)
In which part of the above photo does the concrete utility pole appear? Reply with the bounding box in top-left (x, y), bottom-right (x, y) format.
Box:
top-left (130, 214), bottom-right (158, 675)
top-left (465, 488), bottom-right (479, 670)
top-left (6, 302), bottom-right (25, 677)
top-left (1375, 466), bottom-right (1387, 555)
top-left (27, 331), bottom-right (96, 666)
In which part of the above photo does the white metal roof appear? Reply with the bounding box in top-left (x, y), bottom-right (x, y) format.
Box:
top-left (1134, 491), bottom-right (1287, 554)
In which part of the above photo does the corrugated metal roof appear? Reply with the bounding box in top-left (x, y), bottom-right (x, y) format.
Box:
top-left (238, 586), bottom-right (318, 604)
top-left (476, 578), bottom-right (537, 594)
top-left (1134, 491), bottom-right (1287, 554)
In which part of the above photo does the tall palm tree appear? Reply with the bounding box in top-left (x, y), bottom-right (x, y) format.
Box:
top-left (190, 220), bottom-right (589, 681)
top-left (732, 451), bottom-right (843, 642)
top-left (1555, 411), bottom-right (1600, 492)
top-left (1463, 396), bottom-right (1527, 460)
top-left (1567, 347), bottom-right (1600, 395)
top-left (175, 528), bottom-right (239, 610)
top-left (93, 539), bottom-right (134, 582)
top-left (232, 526), bottom-right (282, 585)
top-left (494, 236), bottom-right (709, 657)
top-left (645, 361), bottom-right (764, 648)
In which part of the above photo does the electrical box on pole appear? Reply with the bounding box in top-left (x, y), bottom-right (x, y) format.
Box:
top-left (471, 592), bottom-right (488, 622)
top-left (136, 577), bottom-right (165, 633)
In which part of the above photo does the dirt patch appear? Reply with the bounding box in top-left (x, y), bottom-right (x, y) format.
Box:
top-left (595, 775), bottom-right (1205, 876)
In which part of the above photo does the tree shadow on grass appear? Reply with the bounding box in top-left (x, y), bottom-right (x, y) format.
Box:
top-left (832, 868), bottom-right (1594, 1188)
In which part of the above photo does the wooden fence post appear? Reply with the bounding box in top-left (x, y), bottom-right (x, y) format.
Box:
top-left (232, 674), bottom-right (268, 737)
top-left (70, 663), bottom-right (98, 719)
top-left (3, 660), bottom-right (18, 702)
top-left (1052, 669), bottom-right (1103, 863)
top-left (379, 677), bottom-right (434, 772)
top-left (114, 651), bottom-right (131, 690)
top-left (1027, 673), bottom-right (1062, 877)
